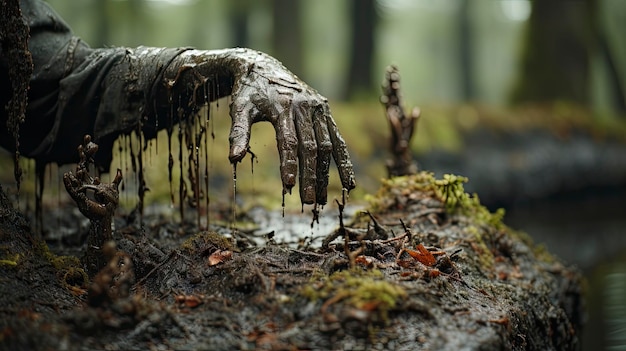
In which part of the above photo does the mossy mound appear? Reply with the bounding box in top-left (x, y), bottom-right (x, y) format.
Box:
top-left (0, 173), bottom-right (583, 350)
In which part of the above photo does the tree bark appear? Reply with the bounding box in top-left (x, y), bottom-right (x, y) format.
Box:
top-left (272, 0), bottom-right (303, 77)
top-left (229, 0), bottom-right (250, 48)
top-left (344, 0), bottom-right (377, 100)
top-left (458, 0), bottom-right (474, 101)
top-left (510, 1), bottom-right (592, 105)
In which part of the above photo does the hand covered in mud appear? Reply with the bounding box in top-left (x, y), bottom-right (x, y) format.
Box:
top-left (166, 48), bottom-right (355, 205)
top-left (224, 50), bottom-right (356, 205)
top-left (63, 135), bottom-right (122, 221)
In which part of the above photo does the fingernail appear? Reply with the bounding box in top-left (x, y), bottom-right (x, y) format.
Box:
top-left (230, 145), bottom-right (245, 161)
top-left (284, 173), bottom-right (296, 187)
top-left (303, 186), bottom-right (315, 204)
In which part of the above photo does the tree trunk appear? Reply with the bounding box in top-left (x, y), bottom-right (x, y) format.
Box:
top-left (510, 1), bottom-right (592, 105)
top-left (344, 0), bottom-right (377, 100)
top-left (458, 0), bottom-right (474, 101)
top-left (230, 0), bottom-right (250, 48)
top-left (93, 0), bottom-right (109, 47)
top-left (590, 0), bottom-right (626, 114)
top-left (272, 0), bottom-right (303, 77)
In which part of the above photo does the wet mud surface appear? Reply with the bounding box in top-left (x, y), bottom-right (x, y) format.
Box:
top-left (0, 172), bottom-right (583, 350)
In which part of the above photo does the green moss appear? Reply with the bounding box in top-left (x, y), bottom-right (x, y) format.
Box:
top-left (364, 172), bottom-right (507, 229)
top-left (364, 172), bottom-right (439, 214)
top-left (0, 250), bottom-right (20, 267)
top-left (528, 241), bottom-right (557, 264)
top-left (181, 231), bottom-right (236, 253)
top-left (464, 225), bottom-right (495, 270)
top-left (363, 172), bottom-right (562, 268)
top-left (433, 174), bottom-right (469, 212)
top-left (33, 240), bottom-right (88, 287)
top-left (0, 257), bottom-right (19, 267)
top-left (301, 268), bottom-right (407, 323)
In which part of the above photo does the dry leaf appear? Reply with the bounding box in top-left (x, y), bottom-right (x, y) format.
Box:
top-left (208, 249), bottom-right (232, 266)
top-left (406, 244), bottom-right (436, 266)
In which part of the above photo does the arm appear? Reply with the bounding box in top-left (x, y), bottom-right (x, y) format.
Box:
top-left (2, 0), bottom-right (355, 206)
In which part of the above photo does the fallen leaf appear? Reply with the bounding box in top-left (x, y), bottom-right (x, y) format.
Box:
top-left (355, 255), bottom-right (374, 268)
top-left (406, 244), bottom-right (436, 266)
top-left (208, 249), bottom-right (232, 266)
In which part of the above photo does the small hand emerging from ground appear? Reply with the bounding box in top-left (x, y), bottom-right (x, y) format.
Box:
top-left (63, 135), bottom-right (122, 275)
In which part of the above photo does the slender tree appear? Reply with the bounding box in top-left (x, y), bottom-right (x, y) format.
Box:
top-left (510, 1), bottom-right (592, 105)
top-left (458, 0), bottom-right (474, 101)
top-left (272, 0), bottom-right (303, 77)
top-left (93, 0), bottom-right (109, 47)
top-left (590, 0), bottom-right (626, 113)
top-left (344, 0), bottom-right (377, 100)
top-left (230, 0), bottom-right (250, 48)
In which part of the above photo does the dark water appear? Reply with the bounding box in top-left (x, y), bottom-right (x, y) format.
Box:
top-left (417, 128), bottom-right (626, 350)
top-left (504, 190), bottom-right (626, 351)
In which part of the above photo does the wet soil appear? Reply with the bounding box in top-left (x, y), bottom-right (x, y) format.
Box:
top-left (0, 172), bottom-right (583, 351)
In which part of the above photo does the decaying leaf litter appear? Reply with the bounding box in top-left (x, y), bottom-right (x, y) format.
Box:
top-left (1, 165), bottom-right (583, 350)
top-left (1, 50), bottom-right (583, 350)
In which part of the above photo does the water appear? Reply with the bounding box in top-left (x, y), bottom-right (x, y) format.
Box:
top-left (504, 190), bottom-right (626, 351)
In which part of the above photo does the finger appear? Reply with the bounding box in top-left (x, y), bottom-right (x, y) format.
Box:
top-left (294, 100), bottom-right (317, 205)
top-left (274, 103), bottom-right (299, 194)
top-left (313, 104), bottom-right (332, 205)
top-left (228, 93), bottom-right (258, 163)
top-left (326, 113), bottom-right (356, 192)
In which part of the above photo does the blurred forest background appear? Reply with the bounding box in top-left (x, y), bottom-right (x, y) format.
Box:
top-left (31, 0), bottom-right (626, 205)
top-left (2, 0), bottom-right (626, 349)
top-left (42, 0), bottom-right (626, 109)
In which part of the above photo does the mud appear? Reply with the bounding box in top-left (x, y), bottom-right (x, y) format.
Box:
top-left (0, 171), bottom-right (583, 350)
top-left (0, 0), bottom-right (33, 192)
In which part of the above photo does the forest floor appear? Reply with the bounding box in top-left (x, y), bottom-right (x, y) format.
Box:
top-left (0, 170), bottom-right (583, 350)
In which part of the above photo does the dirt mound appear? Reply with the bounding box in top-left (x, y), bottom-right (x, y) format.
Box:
top-left (0, 173), bottom-right (583, 350)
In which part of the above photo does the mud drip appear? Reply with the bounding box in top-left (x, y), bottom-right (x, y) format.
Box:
top-left (136, 125), bottom-right (146, 224)
top-left (232, 163), bottom-right (237, 234)
top-left (2, 0), bottom-right (33, 196)
top-left (282, 191), bottom-right (286, 218)
top-left (177, 106), bottom-right (185, 221)
top-left (168, 104), bottom-right (175, 206)
top-left (34, 161), bottom-right (45, 236)
top-left (186, 105), bottom-right (204, 230)
top-left (204, 93), bottom-right (210, 228)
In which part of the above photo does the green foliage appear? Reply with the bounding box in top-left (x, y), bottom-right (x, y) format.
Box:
top-left (0, 244), bottom-right (21, 268)
top-left (301, 269), bottom-right (407, 323)
top-left (365, 172), bottom-right (504, 223)
top-left (464, 225), bottom-right (495, 270)
top-left (364, 172), bottom-right (438, 213)
top-left (0, 253), bottom-right (19, 267)
top-left (34, 240), bottom-right (88, 287)
top-left (434, 174), bottom-right (469, 212)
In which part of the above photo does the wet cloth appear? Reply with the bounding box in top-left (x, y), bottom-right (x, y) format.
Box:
top-left (1, 0), bottom-right (188, 167)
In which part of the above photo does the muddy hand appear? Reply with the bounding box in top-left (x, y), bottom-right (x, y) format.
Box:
top-left (63, 168), bottom-right (122, 221)
top-left (227, 54), bottom-right (356, 206)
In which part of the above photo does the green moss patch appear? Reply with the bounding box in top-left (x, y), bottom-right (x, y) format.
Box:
top-left (301, 269), bottom-right (407, 324)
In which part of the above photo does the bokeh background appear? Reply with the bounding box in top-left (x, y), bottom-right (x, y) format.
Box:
top-left (1, 1), bottom-right (626, 349)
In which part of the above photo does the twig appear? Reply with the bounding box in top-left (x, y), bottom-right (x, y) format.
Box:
top-left (132, 250), bottom-right (180, 290)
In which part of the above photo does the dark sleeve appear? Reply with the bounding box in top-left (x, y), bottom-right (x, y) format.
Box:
top-left (1, 0), bottom-right (186, 168)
